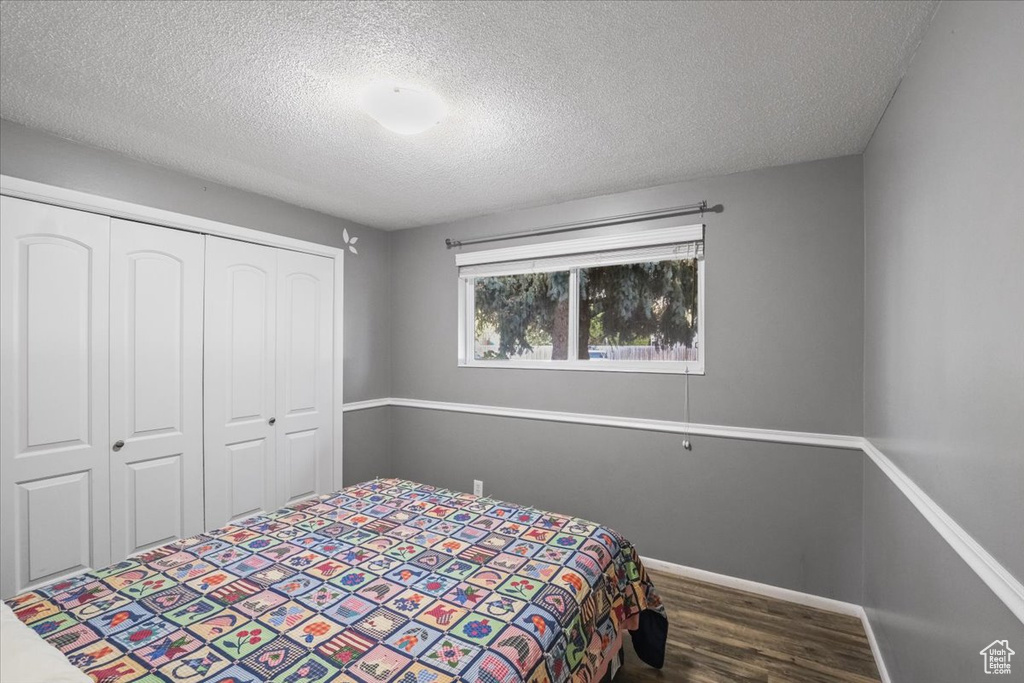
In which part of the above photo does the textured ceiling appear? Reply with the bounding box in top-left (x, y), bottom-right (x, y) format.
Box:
top-left (0, 1), bottom-right (937, 230)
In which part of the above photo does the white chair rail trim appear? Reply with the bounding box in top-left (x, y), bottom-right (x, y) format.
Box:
top-left (344, 396), bottom-right (1024, 626)
top-left (344, 397), bottom-right (863, 449)
top-left (861, 440), bottom-right (1024, 624)
top-left (342, 398), bottom-right (393, 412)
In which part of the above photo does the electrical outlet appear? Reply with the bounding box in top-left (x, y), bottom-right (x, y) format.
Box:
top-left (473, 480), bottom-right (483, 496)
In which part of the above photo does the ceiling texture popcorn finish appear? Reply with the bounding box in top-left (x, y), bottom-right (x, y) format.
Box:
top-left (0, 0), bottom-right (937, 230)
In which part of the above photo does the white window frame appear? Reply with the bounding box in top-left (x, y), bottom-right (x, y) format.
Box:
top-left (457, 224), bottom-right (705, 375)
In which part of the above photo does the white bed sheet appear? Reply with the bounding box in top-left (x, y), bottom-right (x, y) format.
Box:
top-left (0, 602), bottom-right (90, 683)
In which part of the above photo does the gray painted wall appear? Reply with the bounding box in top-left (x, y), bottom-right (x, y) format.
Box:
top-left (391, 155), bottom-right (865, 434)
top-left (864, 0), bottom-right (1024, 579)
top-left (342, 407), bottom-right (392, 486)
top-left (863, 462), bottom-right (1024, 683)
top-left (862, 1), bottom-right (1024, 679)
top-left (393, 408), bottom-right (864, 602)
top-left (387, 155), bottom-right (867, 600)
top-left (6, 4), bottom-right (1022, 676)
top-left (0, 119), bottom-right (393, 479)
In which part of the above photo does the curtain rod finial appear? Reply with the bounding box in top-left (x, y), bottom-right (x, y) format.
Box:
top-left (445, 238), bottom-right (461, 249)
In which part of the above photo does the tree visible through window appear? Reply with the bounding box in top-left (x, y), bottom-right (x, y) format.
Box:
top-left (474, 271), bottom-right (570, 360)
top-left (459, 225), bottom-right (704, 373)
top-left (471, 259), bottom-right (700, 367)
top-left (578, 259), bottom-right (698, 361)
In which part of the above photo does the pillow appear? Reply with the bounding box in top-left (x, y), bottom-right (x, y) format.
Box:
top-left (1, 602), bottom-right (91, 683)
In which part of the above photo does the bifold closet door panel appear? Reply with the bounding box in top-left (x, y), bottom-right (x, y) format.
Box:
top-left (275, 249), bottom-right (334, 507)
top-left (203, 235), bottom-right (277, 529)
top-left (109, 220), bottom-right (205, 562)
top-left (0, 196), bottom-right (111, 598)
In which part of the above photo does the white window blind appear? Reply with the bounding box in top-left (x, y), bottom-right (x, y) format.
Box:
top-left (458, 241), bottom-right (703, 278)
top-left (456, 224), bottom-right (705, 279)
top-left (456, 223), bottom-right (706, 374)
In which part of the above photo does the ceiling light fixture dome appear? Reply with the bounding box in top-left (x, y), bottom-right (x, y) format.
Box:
top-left (361, 81), bottom-right (446, 135)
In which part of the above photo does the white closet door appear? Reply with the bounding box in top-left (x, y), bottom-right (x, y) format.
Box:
top-left (275, 250), bottom-right (334, 507)
top-left (0, 196), bottom-right (110, 598)
top-left (109, 220), bottom-right (205, 561)
top-left (203, 236), bottom-right (277, 529)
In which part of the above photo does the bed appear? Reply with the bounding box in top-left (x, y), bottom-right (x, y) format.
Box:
top-left (3, 479), bottom-right (666, 682)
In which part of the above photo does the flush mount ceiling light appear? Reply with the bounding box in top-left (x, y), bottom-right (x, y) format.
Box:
top-left (360, 81), bottom-right (446, 135)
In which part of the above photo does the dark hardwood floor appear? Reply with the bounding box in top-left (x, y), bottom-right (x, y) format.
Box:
top-left (618, 569), bottom-right (882, 683)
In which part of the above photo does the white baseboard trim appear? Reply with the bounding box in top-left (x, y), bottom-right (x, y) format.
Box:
top-left (342, 398), bottom-right (1024, 629)
top-left (638, 555), bottom-right (862, 616)
top-left (640, 555), bottom-right (890, 683)
top-left (859, 606), bottom-right (893, 683)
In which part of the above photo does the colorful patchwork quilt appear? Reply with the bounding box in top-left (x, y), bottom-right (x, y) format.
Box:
top-left (5, 479), bottom-right (666, 683)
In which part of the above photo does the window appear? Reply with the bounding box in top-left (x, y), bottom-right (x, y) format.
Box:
top-left (457, 224), bottom-right (704, 373)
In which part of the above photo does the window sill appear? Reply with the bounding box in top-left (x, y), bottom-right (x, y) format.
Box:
top-left (457, 360), bottom-right (705, 375)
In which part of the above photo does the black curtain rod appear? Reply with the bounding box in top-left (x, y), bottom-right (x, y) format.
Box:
top-left (445, 201), bottom-right (719, 249)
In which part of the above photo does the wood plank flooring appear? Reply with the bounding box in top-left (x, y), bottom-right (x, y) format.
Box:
top-left (617, 569), bottom-right (882, 683)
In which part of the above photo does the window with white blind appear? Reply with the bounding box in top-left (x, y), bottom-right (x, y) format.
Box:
top-left (456, 224), bottom-right (705, 374)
